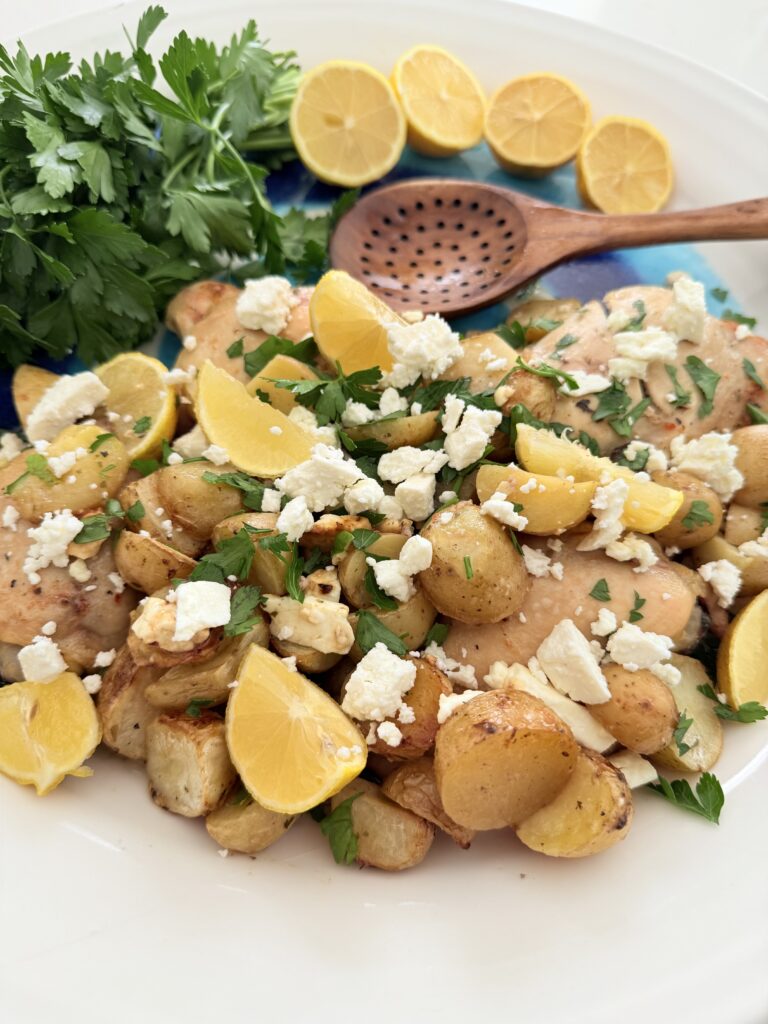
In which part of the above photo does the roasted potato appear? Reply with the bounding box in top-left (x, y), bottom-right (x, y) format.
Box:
top-left (693, 534), bottom-right (768, 598)
top-left (724, 503), bottom-right (764, 546)
top-left (590, 663), bottom-right (678, 755)
top-left (493, 368), bottom-right (557, 421)
top-left (159, 461), bottom-right (243, 540)
top-left (652, 470), bottom-right (723, 549)
top-left (732, 425), bottom-right (768, 507)
top-left (127, 590), bottom-right (222, 669)
top-left (418, 501), bottom-right (529, 624)
top-left (348, 589), bottom-right (436, 661)
top-left (338, 532), bottom-right (406, 608)
top-left (651, 655), bottom-right (724, 772)
top-left (508, 297), bottom-right (581, 341)
top-left (213, 512), bottom-right (295, 594)
top-left (362, 655), bottom-right (451, 760)
top-left (146, 711), bottom-right (236, 817)
top-left (9, 424), bottom-right (129, 522)
top-left (144, 622), bottom-right (268, 710)
top-left (437, 332), bottom-right (515, 393)
top-left (97, 646), bottom-right (162, 759)
top-left (12, 364), bottom-right (59, 431)
top-left (345, 411), bottom-right (440, 451)
top-left (120, 474), bottom-right (202, 558)
top-left (329, 778), bottom-right (435, 871)
top-left (114, 530), bottom-right (197, 594)
top-left (206, 790), bottom-right (297, 854)
top-left (300, 513), bottom-right (372, 553)
top-left (434, 690), bottom-right (578, 829)
top-left (516, 749), bottom-right (633, 858)
top-left (270, 636), bottom-right (342, 674)
top-left (382, 757), bottom-right (475, 847)
top-left (475, 463), bottom-right (596, 535)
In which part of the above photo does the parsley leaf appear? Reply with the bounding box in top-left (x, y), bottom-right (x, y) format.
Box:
top-left (463, 555), bottom-right (474, 580)
top-left (743, 358), bottom-right (765, 390)
top-left (685, 356), bottom-right (720, 418)
top-left (355, 610), bottom-right (407, 656)
top-left (628, 591), bottom-right (646, 623)
top-left (507, 403), bottom-right (600, 454)
top-left (224, 585), bottom-right (264, 637)
top-left (319, 793), bottom-right (362, 864)
top-left (243, 335), bottom-right (318, 378)
top-left (514, 356), bottom-right (578, 392)
top-left (131, 458), bottom-right (161, 477)
top-left (203, 470), bottom-right (265, 511)
top-left (226, 338), bottom-right (244, 359)
top-left (188, 528), bottom-right (255, 584)
top-left (272, 364), bottom-right (382, 425)
top-left (616, 445), bottom-right (649, 472)
top-left (89, 432), bottom-right (115, 451)
top-left (589, 578), bottom-right (611, 602)
top-left (664, 364), bottom-right (692, 409)
top-left (284, 546), bottom-right (304, 602)
top-left (648, 772), bottom-right (724, 824)
top-left (364, 564), bottom-right (398, 611)
top-left (682, 500), bottom-right (715, 530)
top-left (747, 404), bottom-right (768, 425)
top-left (710, 287), bottom-right (728, 303)
top-left (722, 309), bottom-right (756, 330)
top-left (615, 299), bottom-right (646, 332)
top-left (673, 711), bottom-right (694, 756)
top-left (553, 333), bottom-right (578, 356)
top-left (185, 698), bottom-right (215, 719)
top-left (494, 321), bottom-right (527, 349)
top-left (132, 416), bottom-right (152, 436)
top-left (424, 622), bottom-right (449, 647)
top-left (4, 452), bottom-right (56, 494)
top-left (696, 683), bottom-right (768, 723)
top-left (760, 502), bottom-right (768, 534)
top-left (592, 379), bottom-right (649, 438)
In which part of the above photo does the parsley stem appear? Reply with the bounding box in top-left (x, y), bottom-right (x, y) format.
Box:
top-left (161, 150), bottom-right (197, 191)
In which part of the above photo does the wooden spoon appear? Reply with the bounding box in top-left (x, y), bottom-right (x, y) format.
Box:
top-left (329, 179), bottom-right (768, 316)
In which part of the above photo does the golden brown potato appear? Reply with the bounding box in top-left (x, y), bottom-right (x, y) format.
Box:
top-left (9, 425), bottom-right (129, 522)
top-left (418, 501), bottom-right (529, 624)
top-left (652, 655), bottom-right (724, 773)
top-left (493, 368), bottom-right (557, 420)
top-left (382, 757), bottom-right (475, 847)
top-left (509, 297), bottom-right (582, 341)
top-left (652, 470), bottom-right (723, 549)
top-left (329, 778), bottom-right (435, 871)
top-left (338, 533), bottom-right (407, 608)
top-left (724, 503), bottom-right (764, 546)
top-left (438, 332), bottom-right (516, 393)
top-left (146, 711), bottom-right (236, 817)
top-left (213, 511), bottom-right (296, 594)
top-left (12, 364), bottom-right (59, 431)
top-left (345, 411), bottom-right (440, 451)
top-left (348, 589), bottom-right (437, 661)
top-left (692, 534), bottom-right (767, 598)
top-left (590, 664), bottom-right (678, 755)
top-left (516, 749), bottom-right (633, 858)
top-left (206, 791), bottom-right (297, 854)
top-left (732, 425), bottom-right (768, 507)
top-left (362, 655), bottom-right (451, 760)
top-left (300, 513), bottom-right (372, 553)
top-left (120, 474), bottom-right (202, 558)
top-left (269, 636), bottom-right (342, 674)
top-left (126, 591), bottom-right (222, 670)
top-left (434, 690), bottom-right (578, 830)
top-left (159, 462), bottom-right (243, 540)
top-left (165, 279), bottom-right (239, 338)
top-left (114, 531), bottom-right (197, 595)
top-left (475, 464), bottom-right (596, 535)
top-left (144, 622), bottom-right (268, 710)
top-left (97, 647), bottom-right (161, 759)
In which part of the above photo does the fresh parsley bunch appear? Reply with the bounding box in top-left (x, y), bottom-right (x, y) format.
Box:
top-left (0, 6), bottom-right (305, 368)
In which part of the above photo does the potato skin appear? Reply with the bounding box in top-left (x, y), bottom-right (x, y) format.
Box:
top-left (652, 470), bottom-right (723, 549)
top-left (590, 664), bottom-right (678, 755)
top-left (146, 711), bottom-right (236, 817)
top-left (438, 332), bottom-right (515, 393)
top-left (213, 512), bottom-right (295, 594)
top-left (330, 778), bottom-right (435, 871)
top-left (418, 502), bottom-right (529, 624)
top-left (434, 690), bottom-right (578, 830)
top-left (338, 533), bottom-right (406, 608)
top-left (493, 368), bottom-right (557, 421)
top-left (348, 589), bottom-right (436, 661)
top-left (97, 646), bottom-right (161, 759)
top-left (206, 792), bottom-right (296, 854)
top-left (364, 655), bottom-right (452, 760)
top-left (114, 530), bottom-right (197, 595)
top-left (345, 411), bottom-right (440, 451)
top-left (516, 749), bottom-right (633, 858)
top-left (159, 462), bottom-right (243, 539)
top-left (382, 757), bottom-right (475, 848)
top-left (120, 475), bottom-right (203, 558)
top-left (732, 425), bottom-right (768, 507)
top-left (652, 655), bottom-right (724, 772)
top-left (724, 503), bottom-right (764, 546)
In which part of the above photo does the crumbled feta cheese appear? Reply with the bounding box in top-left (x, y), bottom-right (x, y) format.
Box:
top-left (2, 505), bottom-right (20, 532)
top-left (173, 424), bottom-right (209, 459)
top-left (436, 690), bottom-right (483, 724)
top-left (343, 476), bottom-right (386, 516)
top-left (560, 370), bottom-right (611, 397)
top-left (663, 277), bottom-right (706, 343)
top-left (182, 335), bottom-right (198, 351)
top-left (18, 635), bottom-right (67, 682)
top-left (605, 533), bottom-right (659, 573)
top-left (442, 400), bottom-right (502, 471)
top-left (287, 406), bottom-right (338, 447)
top-left (107, 572), bottom-right (125, 594)
top-left (622, 440), bottom-right (668, 473)
top-left (378, 388), bottom-right (408, 417)
top-left (411, 402), bottom-right (423, 415)
top-left (174, 581), bottom-right (232, 642)
top-left (438, 511), bottom-right (453, 525)
top-left (372, 535), bottom-right (432, 603)
top-left (650, 662), bottom-right (682, 686)
top-left (26, 372), bottom-right (109, 442)
top-left (384, 314), bottom-right (463, 387)
top-left (375, 721), bottom-right (403, 747)
top-left (591, 608), bottom-right (617, 637)
top-left (275, 443), bottom-right (365, 512)
top-left (166, 452), bottom-right (183, 466)
top-left (341, 643), bottom-right (416, 723)
top-left (608, 327), bottom-right (678, 383)
top-left (164, 366), bottom-right (197, 386)
top-left (341, 401), bottom-right (376, 427)
top-left (481, 492), bottom-right (528, 530)
top-left (264, 594), bottom-right (354, 654)
top-left (82, 674), bottom-right (103, 695)
top-left (394, 472), bottom-right (436, 521)
top-left (40, 620), bottom-right (57, 636)
top-left (606, 622), bottom-right (675, 672)
top-left (738, 530), bottom-right (768, 559)
top-left (378, 495), bottom-right (405, 520)
top-left (68, 559), bottom-right (91, 583)
top-left (280, 657), bottom-right (297, 672)
top-left (697, 559), bottom-right (742, 608)
top-left (159, 519), bottom-right (173, 539)
top-left (536, 619), bottom-right (610, 704)
top-left (424, 641), bottom-right (477, 689)
top-left (521, 545), bottom-right (562, 580)
top-left (269, 426), bottom-right (283, 437)
top-left (609, 750), bottom-right (659, 788)
top-left (0, 432), bottom-right (24, 462)
top-left (93, 648), bottom-right (117, 668)
top-left (378, 446), bottom-right (448, 484)
top-left (261, 487), bottom-right (282, 513)
top-left (202, 444), bottom-right (229, 466)
top-left (735, 323), bottom-right (750, 341)
top-left (578, 478), bottom-right (628, 552)
top-left (235, 276), bottom-right (297, 334)
top-left (669, 432), bottom-right (743, 501)
top-left (24, 510), bottom-right (83, 580)
top-left (46, 446), bottom-right (86, 479)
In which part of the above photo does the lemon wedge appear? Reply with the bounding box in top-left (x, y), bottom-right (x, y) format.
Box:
top-left (196, 361), bottom-right (313, 478)
top-left (392, 45), bottom-right (485, 157)
top-left (717, 590), bottom-right (768, 707)
top-left (577, 116), bottom-right (673, 213)
top-left (226, 645), bottom-right (366, 814)
top-left (0, 673), bottom-right (101, 795)
top-left (96, 352), bottom-right (177, 459)
top-left (246, 353), bottom-right (319, 414)
top-left (290, 60), bottom-right (406, 187)
top-left (485, 72), bottom-right (591, 176)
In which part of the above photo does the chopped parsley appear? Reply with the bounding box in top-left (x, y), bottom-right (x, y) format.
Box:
top-left (132, 416), bottom-right (152, 436)
top-left (270, 364), bottom-right (381, 425)
top-left (74, 498), bottom-right (145, 544)
top-left (463, 555), bottom-right (474, 580)
top-left (710, 287), bottom-right (729, 303)
top-left (553, 332), bottom-right (578, 356)
top-left (747, 404), bottom-right (768, 425)
top-left (648, 772), bottom-right (724, 824)
top-left (494, 321), bottom-right (527, 349)
top-left (696, 684), bottom-right (768, 723)
top-left (682, 500), bottom-right (715, 530)
top-left (685, 356), bottom-right (720, 418)
top-left (592, 379), bottom-right (649, 438)
top-left (424, 622), bottom-right (449, 647)
top-left (355, 610), bottom-right (407, 656)
top-left (226, 338), bottom-right (244, 359)
top-left (283, 549), bottom-right (304, 602)
top-left (721, 309), bottom-right (757, 330)
top-left (243, 335), bottom-right (317, 378)
top-left (202, 470), bottom-right (266, 511)
top-left (332, 528), bottom-right (380, 556)
top-left (589, 578), bottom-right (611, 602)
top-left (628, 591), bottom-right (646, 623)
top-left (4, 452), bottom-right (56, 494)
top-left (743, 358), bottom-right (765, 390)
top-left (507, 403), bottom-right (600, 454)
top-left (364, 564), bottom-right (398, 611)
top-left (616, 445), bottom-right (649, 472)
top-left (319, 793), bottom-right (362, 864)
top-left (89, 432), bottom-right (115, 451)
top-left (188, 528), bottom-right (255, 584)
top-left (616, 298), bottom-right (646, 332)
top-left (673, 711), bottom-right (694, 756)
top-left (224, 585), bottom-right (264, 637)
top-left (664, 364), bottom-right (692, 409)
top-left (514, 356), bottom-right (578, 392)
top-left (185, 698), bottom-right (215, 718)
top-left (760, 503), bottom-right (768, 533)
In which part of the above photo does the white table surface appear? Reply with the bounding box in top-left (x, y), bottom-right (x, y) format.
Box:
top-left (4, 0), bottom-right (768, 97)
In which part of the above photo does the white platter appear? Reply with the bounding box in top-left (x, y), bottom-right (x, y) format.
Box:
top-left (1, 2), bottom-right (768, 1022)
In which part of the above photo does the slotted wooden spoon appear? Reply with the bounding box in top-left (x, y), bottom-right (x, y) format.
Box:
top-left (329, 179), bottom-right (768, 317)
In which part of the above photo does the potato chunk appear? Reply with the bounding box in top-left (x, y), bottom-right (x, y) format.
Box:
top-left (114, 530), bottom-right (197, 595)
top-left (146, 711), bottom-right (236, 817)
top-left (382, 757), bottom-right (475, 848)
top-left (206, 792), bottom-right (297, 854)
top-left (651, 655), bottom-right (723, 772)
top-left (97, 647), bottom-right (161, 760)
top-left (362, 655), bottom-right (451, 760)
top-left (590, 664), bottom-right (678, 755)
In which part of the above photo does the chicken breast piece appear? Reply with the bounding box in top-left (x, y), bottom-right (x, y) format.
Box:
top-left (443, 537), bottom-right (695, 683)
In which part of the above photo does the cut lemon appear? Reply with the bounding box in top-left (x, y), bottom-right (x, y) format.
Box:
top-left (290, 60), bottom-right (406, 187)
top-left (310, 270), bottom-right (405, 375)
top-left (515, 423), bottom-right (683, 533)
top-left (226, 645), bottom-right (366, 814)
top-left (246, 353), bottom-right (319, 414)
top-left (196, 361), bottom-right (313, 478)
top-left (577, 116), bottom-right (673, 213)
top-left (0, 673), bottom-right (101, 795)
top-left (485, 73), bottom-right (591, 176)
top-left (392, 45), bottom-right (485, 157)
top-left (717, 590), bottom-right (768, 707)
top-left (96, 352), bottom-right (177, 459)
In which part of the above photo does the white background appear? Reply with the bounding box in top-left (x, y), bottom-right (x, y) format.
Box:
top-left (4, 0), bottom-right (768, 96)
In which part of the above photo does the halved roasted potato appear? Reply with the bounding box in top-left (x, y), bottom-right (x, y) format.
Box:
top-left (114, 531), bottom-right (197, 595)
top-left (97, 646), bottom-right (162, 760)
top-left (590, 663), bottom-right (678, 755)
top-left (651, 470), bottom-right (723, 550)
top-left (146, 711), bottom-right (236, 817)
top-left (213, 511), bottom-right (296, 595)
top-left (345, 411), bottom-right (440, 451)
top-left (206, 790), bottom-right (297, 854)
top-left (362, 655), bottom-right (451, 760)
top-left (382, 756), bottom-right (475, 847)
top-left (12, 364), bottom-right (60, 431)
top-left (651, 655), bottom-right (724, 772)
top-left (348, 589), bottom-right (436, 661)
top-left (338, 532), bottom-right (407, 608)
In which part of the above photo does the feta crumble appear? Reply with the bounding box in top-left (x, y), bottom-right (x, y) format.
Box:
top-left (669, 432), bottom-right (743, 501)
top-left (261, 488), bottom-right (282, 513)
top-left (377, 446), bottom-right (448, 484)
top-left (93, 649), bottom-right (117, 668)
top-left (394, 472), bottom-right (437, 521)
top-left (2, 505), bottom-right (20, 532)
top-left (480, 492), bottom-right (528, 530)
top-left (275, 443), bottom-right (365, 512)
top-left (442, 399), bottom-right (501, 471)
top-left (174, 581), bottom-right (232, 642)
top-left (276, 495), bottom-right (314, 542)
top-left (578, 478), bottom-right (628, 552)
top-left (384, 314), bottom-right (463, 387)
top-left (173, 424), bottom-right (209, 459)
top-left (663, 276), bottom-right (706, 343)
top-left (697, 559), bottom-right (742, 608)
top-left (622, 440), bottom-right (668, 473)
top-left (264, 594), bottom-right (354, 654)
top-left (436, 690), bottom-right (483, 724)
top-left (26, 372), bottom-right (109, 442)
top-left (18, 635), bottom-right (67, 682)
top-left (343, 476), bottom-right (385, 516)
top-left (536, 619), bottom-right (610, 704)
top-left (341, 643), bottom-right (416, 727)
top-left (378, 388), bottom-right (408, 416)
top-left (424, 641), bottom-right (477, 689)
top-left (0, 432), bottom-right (24, 462)
top-left (372, 534), bottom-right (432, 603)
top-left (609, 750), bottom-right (658, 788)
top-left (82, 674), bottom-right (103, 695)
top-left (182, 335), bottom-right (198, 351)
top-left (560, 370), bottom-right (612, 397)
top-left (591, 608), bottom-right (617, 637)
top-left (24, 510), bottom-right (83, 580)
top-left (606, 622), bottom-right (676, 675)
top-left (202, 443), bottom-right (229, 466)
top-left (235, 276), bottom-right (298, 335)
top-left (521, 545), bottom-right (562, 580)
